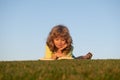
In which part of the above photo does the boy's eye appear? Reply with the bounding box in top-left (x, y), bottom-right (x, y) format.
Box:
top-left (55, 39), bottom-right (59, 41)
top-left (61, 39), bottom-right (65, 41)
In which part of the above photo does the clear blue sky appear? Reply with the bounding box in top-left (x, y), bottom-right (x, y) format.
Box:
top-left (0, 0), bottom-right (120, 61)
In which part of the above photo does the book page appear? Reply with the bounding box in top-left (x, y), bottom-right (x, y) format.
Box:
top-left (58, 57), bottom-right (73, 60)
top-left (39, 58), bottom-right (54, 61)
top-left (39, 57), bottom-right (73, 60)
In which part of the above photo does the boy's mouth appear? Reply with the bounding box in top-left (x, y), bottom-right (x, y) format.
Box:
top-left (57, 45), bottom-right (63, 48)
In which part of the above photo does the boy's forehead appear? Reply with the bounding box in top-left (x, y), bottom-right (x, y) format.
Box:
top-left (55, 36), bottom-right (65, 39)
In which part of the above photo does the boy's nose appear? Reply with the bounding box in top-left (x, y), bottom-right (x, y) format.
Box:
top-left (58, 40), bottom-right (62, 44)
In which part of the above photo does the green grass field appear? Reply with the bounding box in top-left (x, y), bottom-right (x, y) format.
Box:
top-left (0, 59), bottom-right (120, 80)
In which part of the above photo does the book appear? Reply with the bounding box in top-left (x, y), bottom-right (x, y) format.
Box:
top-left (58, 56), bottom-right (73, 60)
top-left (39, 57), bottom-right (73, 61)
top-left (39, 58), bottom-right (54, 61)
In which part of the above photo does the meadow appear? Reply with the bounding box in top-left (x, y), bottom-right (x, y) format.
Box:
top-left (0, 59), bottom-right (120, 80)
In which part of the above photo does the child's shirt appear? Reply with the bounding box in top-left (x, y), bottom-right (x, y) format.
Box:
top-left (44, 45), bottom-right (74, 59)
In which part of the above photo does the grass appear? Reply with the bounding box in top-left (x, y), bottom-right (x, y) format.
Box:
top-left (0, 59), bottom-right (120, 80)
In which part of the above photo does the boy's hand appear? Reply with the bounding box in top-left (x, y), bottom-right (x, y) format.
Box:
top-left (51, 53), bottom-right (65, 60)
top-left (59, 44), bottom-right (67, 51)
top-left (52, 44), bottom-right (67, 59)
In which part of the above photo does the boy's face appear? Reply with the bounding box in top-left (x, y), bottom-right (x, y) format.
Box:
top-left (53, 37), bottom-right (67, 49)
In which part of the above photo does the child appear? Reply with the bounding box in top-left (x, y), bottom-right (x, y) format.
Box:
top-left (43, 24), bottom-right (92, 60)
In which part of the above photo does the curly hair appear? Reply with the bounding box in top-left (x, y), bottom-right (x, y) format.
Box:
top-left (46, 24), bottom-right (73, 55)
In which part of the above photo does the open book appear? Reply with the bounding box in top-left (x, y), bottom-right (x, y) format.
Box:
top-left (58, 56), bottom-right (73, 60)
top-left (40, 57), bottom-right (73, 61)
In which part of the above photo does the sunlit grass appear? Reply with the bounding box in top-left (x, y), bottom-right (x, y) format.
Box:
top-left (0, 59), bottom-right (120, 80)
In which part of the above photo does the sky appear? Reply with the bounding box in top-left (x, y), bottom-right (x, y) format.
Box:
top-left (0, 0), bottom-right (120, 61)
